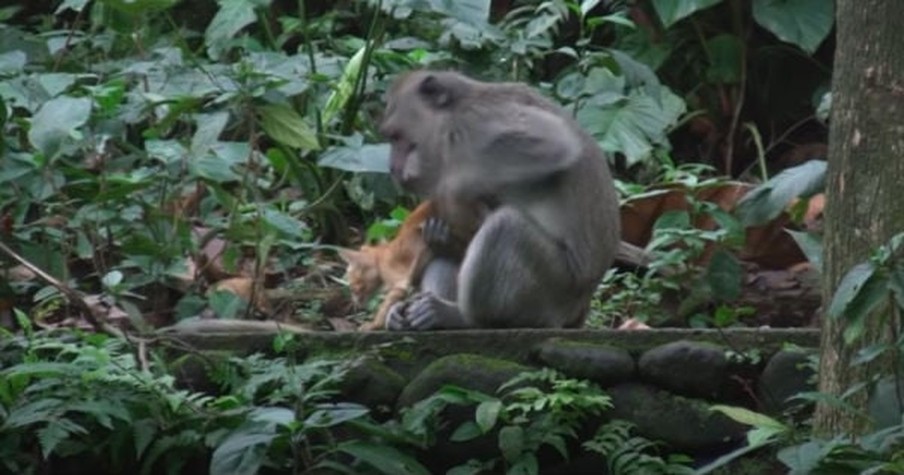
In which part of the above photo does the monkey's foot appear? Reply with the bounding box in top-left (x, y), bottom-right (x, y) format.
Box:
top-left (405, 291), bottom-right (466, 330)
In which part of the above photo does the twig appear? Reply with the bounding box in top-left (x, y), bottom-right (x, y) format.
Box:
top-left (0, 240), bottom-right (127, 339)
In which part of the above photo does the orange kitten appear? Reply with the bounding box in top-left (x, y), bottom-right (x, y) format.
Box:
top-left (339, 201), bottom-right (434, 331)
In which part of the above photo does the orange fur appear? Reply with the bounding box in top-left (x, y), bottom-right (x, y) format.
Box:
top-left (339, 201), bottom-right (434, 331)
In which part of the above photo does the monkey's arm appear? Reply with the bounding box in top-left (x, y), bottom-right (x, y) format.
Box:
top-left (448, 106), bottom-right (582, 198)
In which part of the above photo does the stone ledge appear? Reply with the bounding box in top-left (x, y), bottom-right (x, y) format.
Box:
top-left (160, 323), bottom-right (819, 363)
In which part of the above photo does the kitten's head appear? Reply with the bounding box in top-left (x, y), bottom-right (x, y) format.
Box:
top-left (338, 246), bottom-right (382, 307)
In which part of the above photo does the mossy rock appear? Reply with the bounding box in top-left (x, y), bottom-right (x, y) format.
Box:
top-left (639, 340), bottom-right (733, 400)
top-left (397, 353), bottom-right (529, 408)
top-left (340, 357), bottom-right (407, 415)
top-left (608, 383), bottom-right (746, 452)
top-left (533, 338), bottom-right (635, 387)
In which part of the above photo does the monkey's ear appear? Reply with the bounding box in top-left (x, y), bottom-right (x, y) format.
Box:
top-left (417, 74), bottom-right (456, 108)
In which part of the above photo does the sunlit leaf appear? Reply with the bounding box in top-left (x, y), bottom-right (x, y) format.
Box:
top-left (258, 104), bottom-right (319, 151)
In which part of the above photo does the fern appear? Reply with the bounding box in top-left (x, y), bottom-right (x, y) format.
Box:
top-left (584, 421), bottom-right (694, 475)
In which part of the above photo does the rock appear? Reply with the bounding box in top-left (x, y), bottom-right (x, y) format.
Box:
top-left (340, 357), bottom-right (407, 416)
top-left (533, 338), bottom-right (635, 387)
top-left (397, 354), bottom-right (530, 408)
top-left (639, 340), bottom-right (730, 400)
top-left (757, 348), bottom-right (816, 414)
top-left (608, 383), bottom-right (746, 452)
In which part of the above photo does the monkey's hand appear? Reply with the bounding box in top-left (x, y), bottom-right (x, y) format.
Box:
top-left (385, 300), bottom-right (412, 331)
top-left (422, 216), bottom-right (463, 258)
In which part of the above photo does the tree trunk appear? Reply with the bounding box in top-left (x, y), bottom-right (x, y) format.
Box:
top-left (815, 0), bottom-right (904, 436)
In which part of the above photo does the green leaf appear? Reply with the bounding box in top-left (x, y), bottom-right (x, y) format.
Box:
top-left (56, 0), bottom-right (92, 13)
top-left (210, 431), bottom-right (276, 475)
top-left (431, 0), bottom-right (491, 24)
top-left (506, 453), bottom-right (538, 475)
top-left (578, 88), bottom-right (686, 166)
top-left (451, 421), bottom-right (483, 442)
top-left (132, 419), bottom-right (157, 458)
top-left (337, 440), bottom-right (431, 475)
top-left (205, 0), bottom-right (260, 59)
top-left (710, 405), bottom-right (787, 431)
top-left (651, 0), bottom-right (722, 27)
top-left (28, 96), bottom-right (92, 158)
top-left (826, 262), bottom-right (877, 320)
top-left (190, 154), bottom-right (241, 183)
top-left (319, 138), bottom-right (390, 173)
top-left (842, 272), bottom-right (889, 344)
top-left (706, 248), bottom-right (742, 301)
top-left (653, 210), bottom-right (690, 232)
top-left (753, 0), bottom-right (834, 54)
top-left (498, 426), bottom-right (524, 463)
top-left (322, 47), bottom-right (365, 126)
top-left (100, 0), bottom-right (179, 14)
top-left (191, 112), bottom-right (230, 156)
top-left (304, 403), bottom-right (369, 428)
top-left (0, 50), bottom-right (26, 75)
top-left (208, 289), bottom-right (248, 319)
top-left (38, 421), bottom-right (73, 458)
top-left (260, 208), bottom-right (307, 238)
top-left (258, 104), bottom-right (319, 151)
top-left (475, 400), bottom-right (501, 433)
top-left (736, 160), bottom-right (826, 226)
top-left (786, 230), bottom-right (822, 271)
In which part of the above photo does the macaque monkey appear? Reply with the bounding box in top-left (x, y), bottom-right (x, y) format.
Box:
top-left (379, 70), bottom-right (620, 330)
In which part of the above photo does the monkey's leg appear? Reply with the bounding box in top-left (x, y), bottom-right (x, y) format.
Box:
top-left (457, 206), bottom-right (577, 328)
top-left (404, 206), bottom-right (578, 330)
top-left (386, 257), bottom-right (460, 330)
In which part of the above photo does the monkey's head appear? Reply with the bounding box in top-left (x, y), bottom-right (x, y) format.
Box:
top-left (380, 70), bottom-right (474, 195)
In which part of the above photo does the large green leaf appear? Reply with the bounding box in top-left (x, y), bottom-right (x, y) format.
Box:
top-left (736, 160), bottom-right (826, 226)
top-left (205, 0), bottom-right (265, 60)
top-left (578, 88), bottom-right (686, 166)
top-left (318, 136), bottom-right (390, 173)
top-left (337, 440), bottom-right (431, 475)
top-left (210, 431), bottom-right (276, 475)
top-left (257, 104), bottom-right (319, 151)
top-left (0, 50), bottom-right (25, 75)
top-left (99, 0), bottom-right (179, 14)
top-left (826, 262), bottom-right (878, 321)
top-left (753, 0), bottom-right (834, 54)
top-left (27, 96), bottom-right (92, 158)
top-left (651, 0), bottom-right (722, 28)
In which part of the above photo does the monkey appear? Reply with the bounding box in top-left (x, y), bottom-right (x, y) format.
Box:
top-left (378, 70), bottom-right (620, 330)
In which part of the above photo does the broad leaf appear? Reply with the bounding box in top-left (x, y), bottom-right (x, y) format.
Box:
top-left (28, 96), bottom-right (92, 158)
top-left (651, 0), bottom-right (722, 27)
top-left (318, 136), bottom-right (390, 173)
top-left (205, 0), bottom-right (261, 60)
top-left (827, 262), bottom-right (876, 320)
top-left (498, 426), bottom-right (525, 463)
top-left (337, 440), bottom-right (431, 475)
top-left (0, 50), bottom-right (26, 75)
top-left (786, 230), bottom-right (822, 272)
top-left (736, 160), bottom-right (826, 226)
top-left (753, 0), bottom-right (834, 54)
top-left (710, 405), bottom-right (787, 430)
top-left (578, 88), bottom-right (685, 166)
top-left (475, 400), bottom-right (502, 433)
top-left (304, 403), bottom-right (369, 428)
top-left (210, 431), bottom-right (276, 475)
top-left (258, 104), bottom-right (319, 151)
top-left (100, 0), bottom-right (179, 14)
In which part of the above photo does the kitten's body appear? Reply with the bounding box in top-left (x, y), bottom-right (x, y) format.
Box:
top-left (339, 201), bottom-right (434, 330)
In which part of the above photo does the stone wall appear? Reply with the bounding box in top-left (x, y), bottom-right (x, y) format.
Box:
top-left (164, 324), bottom-right (820, 472)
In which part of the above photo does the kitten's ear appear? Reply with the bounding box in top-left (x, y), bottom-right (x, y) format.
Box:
top-left (337, 248), bottom-right (362, 264)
